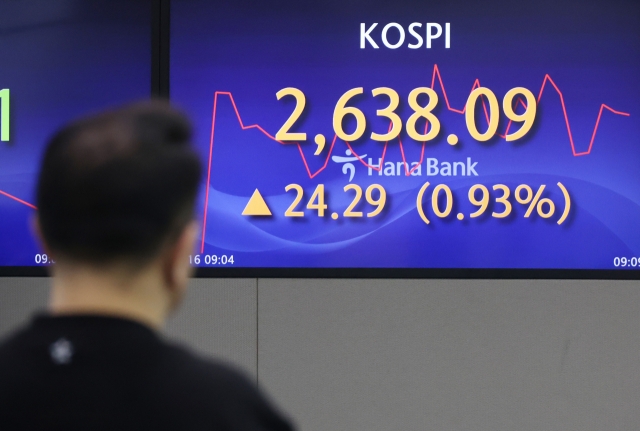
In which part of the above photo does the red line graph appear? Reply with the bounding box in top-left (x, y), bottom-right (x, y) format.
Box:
top-left (536, 75), bottom-right (629, 156)
top-left (199, 65), bottom-right (630, 251)
top-left (0, 189), bottom-right (36, 209)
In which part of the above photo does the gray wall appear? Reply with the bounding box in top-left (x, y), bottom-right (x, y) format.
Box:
top-left (1, 277), bottom-right (639, 430)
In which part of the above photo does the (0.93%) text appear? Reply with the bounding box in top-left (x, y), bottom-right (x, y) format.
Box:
top-left (277, 182), bottom-right (571, 225)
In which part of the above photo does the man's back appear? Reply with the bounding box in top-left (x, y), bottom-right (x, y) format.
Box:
top-left (0, 314), bottom-right (292, 431)
top-left (0, 102), bottom-right (295, 429)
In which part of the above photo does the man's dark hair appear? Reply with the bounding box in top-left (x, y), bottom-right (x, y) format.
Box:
top-left (36, 101), bottom-right (201, 266)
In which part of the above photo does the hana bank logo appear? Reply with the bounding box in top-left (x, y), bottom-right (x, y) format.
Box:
top-left (332, 149), bottom-right (367, 182)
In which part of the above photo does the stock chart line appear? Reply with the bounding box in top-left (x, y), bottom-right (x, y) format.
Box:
top-left (199, 66), bottom-right (630, 252)
top-left (536, 74), bottom-right (630, 156)
top-left (0, 189), bottom-right (36, 209)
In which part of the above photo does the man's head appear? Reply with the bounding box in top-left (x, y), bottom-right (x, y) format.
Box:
top-left (35, 101), bottom-right (201, 324)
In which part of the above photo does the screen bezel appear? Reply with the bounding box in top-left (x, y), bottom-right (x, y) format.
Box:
top-left (2, 266), bottom-right (639, 279)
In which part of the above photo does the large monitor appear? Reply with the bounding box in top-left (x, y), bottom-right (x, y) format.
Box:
top-left (170, 0), bottom-right (640, 277)
top-left (1, 0), bottom-right (638, 278)
top-left (0, 0), bottom-right (151, 273)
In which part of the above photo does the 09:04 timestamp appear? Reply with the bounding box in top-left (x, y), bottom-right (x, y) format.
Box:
top-left (613, 257), bottom-right (639, 268)
top-left (189, 255), bottom-right (234, 266)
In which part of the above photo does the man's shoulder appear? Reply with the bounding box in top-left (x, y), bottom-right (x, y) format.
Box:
top-left (0, 324), bottom-right (32, 365)
top-left (160, 341), bottom-right (254, 393)
top-left (157, 342), bottom-right (294, 430)
top-left (0, 326), bottom-right (294, 430)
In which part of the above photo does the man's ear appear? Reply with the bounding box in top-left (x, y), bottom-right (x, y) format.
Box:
top-left (163, 221), bottom-right (199, 309)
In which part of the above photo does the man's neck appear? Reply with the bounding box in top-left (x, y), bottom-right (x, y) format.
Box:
top-left (49, 262), bottom-right (169, 330)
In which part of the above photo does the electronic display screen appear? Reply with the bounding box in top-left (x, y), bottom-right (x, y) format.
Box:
top-left (0, 0), bottom-right (151, 269)
top-left (170, 0), bottom-right (640, 275)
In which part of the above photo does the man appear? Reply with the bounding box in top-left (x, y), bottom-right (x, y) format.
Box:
top-left (0, 102), bottom-right (294, 430)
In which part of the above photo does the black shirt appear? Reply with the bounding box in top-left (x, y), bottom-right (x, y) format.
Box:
top-left (0, 314), bottom-right (294, 431)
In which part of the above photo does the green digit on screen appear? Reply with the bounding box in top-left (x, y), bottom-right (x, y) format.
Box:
top-left (0, 88), bottom-right (9, 141)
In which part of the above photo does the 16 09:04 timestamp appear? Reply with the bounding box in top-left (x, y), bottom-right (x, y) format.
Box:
top-left (190, 255), bottom-right (234, 265)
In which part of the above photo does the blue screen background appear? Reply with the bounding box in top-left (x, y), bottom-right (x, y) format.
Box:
top-left (0, 0), bottom-right (151, 266)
